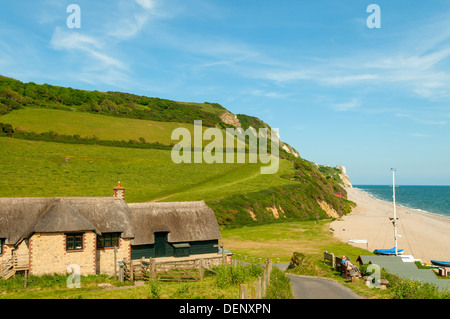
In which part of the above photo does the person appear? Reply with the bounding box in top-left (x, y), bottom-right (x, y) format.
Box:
top-left (344, 256), bottom-right (353, 268)
top-left (345, 256), bottom-right (362, 277)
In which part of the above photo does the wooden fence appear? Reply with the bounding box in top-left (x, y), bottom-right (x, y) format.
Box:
top-left (0, 253), bottom-right (29, 280)
top-left (118, 257), bottom-right (218, 283)
top-left (237, 259), bottom-right (272, 299)
top-left (118, 255), bottom-right (274, 299)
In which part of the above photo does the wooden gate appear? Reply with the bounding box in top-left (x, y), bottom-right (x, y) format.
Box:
top-left (120, 257), bottom-right (212, 282)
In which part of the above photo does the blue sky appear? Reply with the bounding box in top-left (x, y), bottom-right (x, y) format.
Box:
top-left (1, 0), bottom-right (450, 185)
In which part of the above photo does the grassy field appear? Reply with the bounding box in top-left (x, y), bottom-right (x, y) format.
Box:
top-left (0, 108), bottom-right (208, 146)
top-left (221, 220), bottom-right (369, 264)
top-left (0, 137), bottom-right (297, 203)
top-left (0, 274), bottom-right (242, 299)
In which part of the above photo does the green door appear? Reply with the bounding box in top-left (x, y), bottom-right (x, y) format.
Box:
top-left (155, 232), bottom-right (168, 257)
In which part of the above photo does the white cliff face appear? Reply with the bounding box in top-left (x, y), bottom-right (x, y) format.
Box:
top-left (337, 165), bottom-right (352, 188)
top-left (282, 143), bottom-right (300, 158)
top-left (219, 111), bottom-right (241, 128)
top-left (219, 111), bottom-right (300, 158)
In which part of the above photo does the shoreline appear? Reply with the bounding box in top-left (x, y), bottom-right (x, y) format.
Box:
top-left (359, 187), bottom-right (450, 224)
top-left (330, 187), bottom-right (450, 263)
top-left (355, 185), bottom-right (450, 220)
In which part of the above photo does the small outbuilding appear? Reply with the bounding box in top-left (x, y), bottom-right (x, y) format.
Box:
top-left (128, 201), bottom-right (222, 260)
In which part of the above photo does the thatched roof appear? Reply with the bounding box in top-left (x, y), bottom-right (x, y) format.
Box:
top-left (0, 197), bottom-right (221, 247)
top-left (0, 197), bottom-right (134, 245)
top-left (128, 201), bottom-right (221, 245)
top-left (22, 200), bottom-right (98, 239)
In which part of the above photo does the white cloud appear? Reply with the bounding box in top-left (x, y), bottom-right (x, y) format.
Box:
top-left (248, 90), bottom-right (289, 99)
top-left (50, 27), bottom-right (127, 70)
top-left (331, 98), bottom-right (361, 112)
top-left (136, 0), bottom-right (155, 10)
top-left (410, 133), bottom-right (429, 138)
top-left (51, 29), bottom-right (102, 51)
top-left (107, 0), bottom-right (158, 39)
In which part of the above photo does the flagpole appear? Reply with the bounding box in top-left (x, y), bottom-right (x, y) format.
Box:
top-left (391, 168), bottom-right (398, 256)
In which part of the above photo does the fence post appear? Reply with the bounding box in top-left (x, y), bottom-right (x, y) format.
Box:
top-left (149, 258), bottom-right (155, 280)
top-left (221, 244), bottom-right (225, 264)
top-left (251, 282), bottom-right (256, 299)
top-left (130, 258), bottom-right (134, 282)
top-left (141, 257), bottom-right (147, 280)
top-left (266, 259), bottom-right (272, 285)
top-left (119, 263), bottom-right (124, 282)
top-left (256, 276), bottom-right (261, 299)
top-left (199, 259), bottom-right (204, 280)
top-left (239, 284), bottom-right (247, 299)
top-left (262, 270), bottom-right (267, 297)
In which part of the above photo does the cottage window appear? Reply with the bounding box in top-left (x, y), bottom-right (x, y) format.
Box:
top-left (0, 238), bottom-right (4, 255)
top-left (97, 233), bottom-right (120, 248)
top-left (66, 233), bottom-right (83, 251)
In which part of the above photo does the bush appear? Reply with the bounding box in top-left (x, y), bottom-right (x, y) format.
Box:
top-left (147, 280), bottom-right (162, 299)
top-left (287, 252), bottom-right (329, 276)
top-left (392, 278), bottom-right (450, 299)
top-left (264, 267), bottom-right (293, 299)
top-left (213, 263), bottom-right (263, 288)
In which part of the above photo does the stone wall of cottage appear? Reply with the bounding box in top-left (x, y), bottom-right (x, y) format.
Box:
top-left (0, 243), bottom-right (13, 264)
top-left (29, 232), bottom-right (97, 276)
top-left (96, 238), bottom-right (131, 276)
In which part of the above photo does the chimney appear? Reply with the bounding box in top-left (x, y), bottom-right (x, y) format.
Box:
top-left (113, 181), bottom-right (125, 200)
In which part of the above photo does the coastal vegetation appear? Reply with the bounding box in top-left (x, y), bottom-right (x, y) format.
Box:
top-left (318, 165), bottom-right (344, 185)
top-left (0, 75), bottom-right (226, 127)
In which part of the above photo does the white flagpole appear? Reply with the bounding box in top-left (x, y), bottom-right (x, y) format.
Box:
top-left (391, 168), bottom-right (398, 256)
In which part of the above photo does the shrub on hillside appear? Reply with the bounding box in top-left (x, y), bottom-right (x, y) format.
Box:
top-left (287, 251), bottom-right (329, 276)
top-left (264, 267), bottom-right (293, 299)
top-left (213, 262), bottom-right (263, 288)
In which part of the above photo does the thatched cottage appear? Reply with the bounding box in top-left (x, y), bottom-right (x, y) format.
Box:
top-left (0, 183), bottom-right (222, 277)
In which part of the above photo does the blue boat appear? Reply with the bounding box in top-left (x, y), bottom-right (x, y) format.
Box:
top-left (373, 247), bottom-right (404, 255)
top-left (431, 260), bottom-right (450, 267)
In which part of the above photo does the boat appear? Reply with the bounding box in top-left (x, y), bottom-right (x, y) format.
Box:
top-left (374, 247), bottom-right (404, 256)
top-left (430, 260), bottom-right (450, 268)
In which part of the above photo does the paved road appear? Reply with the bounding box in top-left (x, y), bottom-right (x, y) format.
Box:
top-left (286, 274), bottom-right (365, 299)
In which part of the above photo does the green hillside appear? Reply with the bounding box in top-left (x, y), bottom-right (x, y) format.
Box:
top-left (0, 75), bottom-right (227, 127)
top-left (0, 75), bottom-right (354, 228)
top-left (0, 108), bottom-right (204, 146)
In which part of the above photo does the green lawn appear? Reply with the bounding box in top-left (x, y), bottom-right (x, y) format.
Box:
top-left (0, 273), bottom-right (242, 299)
top-left (0, 108), bottom-right (202, 145)
top-left (0, 137), bottom-right (296, 203)
top-left (221, 220), bottom-right (369, 264)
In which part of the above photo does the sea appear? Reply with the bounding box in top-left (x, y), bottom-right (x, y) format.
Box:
top-left (354, 185), bottom-right (450, 218)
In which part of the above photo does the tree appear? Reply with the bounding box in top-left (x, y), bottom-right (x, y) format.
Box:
top-left (2, 123), bottom-right (14, 137)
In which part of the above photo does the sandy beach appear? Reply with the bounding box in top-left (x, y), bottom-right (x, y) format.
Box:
top-left (331, 187), bottom-right (450, 263)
